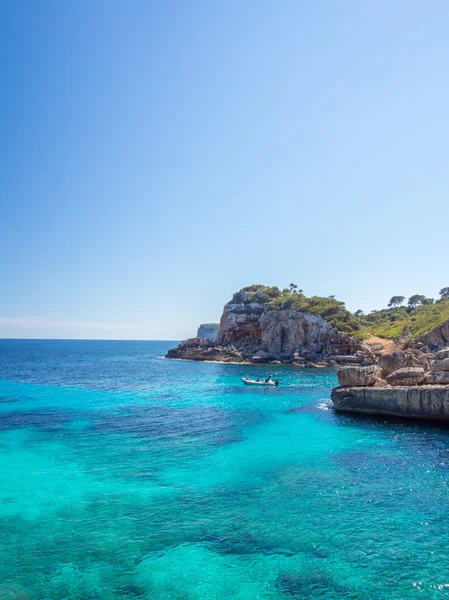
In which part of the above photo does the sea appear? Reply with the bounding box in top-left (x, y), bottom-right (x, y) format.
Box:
top-left (1, 339), bottom-right (449, 599)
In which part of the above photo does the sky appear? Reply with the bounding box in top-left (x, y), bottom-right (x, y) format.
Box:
top-left (1, 0), bottom-right (448, 340)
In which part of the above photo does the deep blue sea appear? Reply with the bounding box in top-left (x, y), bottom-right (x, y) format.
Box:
top-left (1, 339), bottom-right (449, 599)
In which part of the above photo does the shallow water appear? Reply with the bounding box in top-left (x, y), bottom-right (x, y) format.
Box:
top-left (1, 339), bottom-right (449, 599)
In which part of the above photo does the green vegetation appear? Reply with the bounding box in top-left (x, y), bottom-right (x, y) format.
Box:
top-left (388, 296), bottom-right (405, 308)
top-left (230, 285), bottom-right (360, 334)
top-left (229, 284), bottom-right (449, 341)
top-left (357, 299), bottom-right (449, 339)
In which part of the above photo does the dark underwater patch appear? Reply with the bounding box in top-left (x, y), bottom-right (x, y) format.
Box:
top-left (0, 396), bottom-right (29, 404)
top-left (332, 449), bottom-right (407, 472)
top-left (0, 409), bottom-right (76, 432)
top-left (276, 569), bottom-right (349, 598)
top-left (92, 405), bottom-right (267, 449)
top-left (116, 583), bottom-right (146, 598)
top-left (194, 531), bottom-right (268, 556)
top-left (206, 385), bottom-right (301, 397)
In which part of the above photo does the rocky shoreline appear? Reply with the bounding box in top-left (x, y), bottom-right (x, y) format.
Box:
top-left (332, 385), bottom-right (449, 421)
top-left (166, 337), bottom-right (372, 367)
top-left (167, 284), bottom-right (449, 421)
top-left (167, 288), bottom-right (375, 366)
top-left (332, 348), bottom-right (449, 421)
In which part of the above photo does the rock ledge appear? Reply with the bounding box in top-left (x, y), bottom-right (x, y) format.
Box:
top-left (332, 385), bottom-right (449, 422)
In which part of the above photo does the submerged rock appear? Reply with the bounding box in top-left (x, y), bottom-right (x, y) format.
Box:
top-left (276, 569), bottom-right (347, 597)
top-left (0, 584), bottom-right (31, 600)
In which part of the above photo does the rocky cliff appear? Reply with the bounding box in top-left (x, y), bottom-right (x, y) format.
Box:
top-left (197, 323), bottom-right (219, 340)
top-left (412, 318), bottom-right (449, 352)
top-left (331, 348), bottom-right (449, 421)
top-left (167, 287), bottom-right (373, 365)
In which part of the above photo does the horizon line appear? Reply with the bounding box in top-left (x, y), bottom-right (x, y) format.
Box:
top-left (0, 337), bottom-right (180, 342)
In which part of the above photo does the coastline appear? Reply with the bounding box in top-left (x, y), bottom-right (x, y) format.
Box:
top-left (166, 356), bottom-right (334, 368)
top-left (332, 383), bottom-right (449, 422)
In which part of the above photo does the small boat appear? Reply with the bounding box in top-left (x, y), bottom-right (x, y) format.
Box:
top-left (242, 377), bottom-right (279, 387)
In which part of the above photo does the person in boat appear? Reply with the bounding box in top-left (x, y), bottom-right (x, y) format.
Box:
top-left (265, 375), bottom-right (273, 383)
top-left (256, 378), bottom-right (260, 382)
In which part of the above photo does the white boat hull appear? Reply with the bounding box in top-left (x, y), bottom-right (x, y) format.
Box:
top-left (242, 378), bottom-right (278, 387)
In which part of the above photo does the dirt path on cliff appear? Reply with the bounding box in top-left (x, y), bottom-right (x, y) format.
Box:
top-left (364, 336), bottom-right (400, 355)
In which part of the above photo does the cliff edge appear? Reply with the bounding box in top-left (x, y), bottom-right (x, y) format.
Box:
top-left (197, 323), bottom-right (219, 340)
top-left (331, 348), bottom-right (449, 421)
top-left (167, 285), bottom-right (373, 365)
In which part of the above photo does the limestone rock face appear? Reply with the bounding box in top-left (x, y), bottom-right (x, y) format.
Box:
top-left (386, 367), bottom-right (426, 386)
top-left (435, 348), bottom-right (449, 360)
top-left (337, 365), bottom-right (382, 387)
top-left (413, 319), bottom-right (449, 351)
top-left (258, 310), bottom-right (362, 358)
top-left (431, 358), bottom-right (449, 372)
top-left (425, 372), bottom-right (449, 385)
top-left (197, 323), bottom-right (219, 340)
top-left (250, 350), bottom-right (274, 363)
top-left (167, 291), bottom-right (373, 365)
top-left (378, 350), bottom-right (430, 379)
top-left (332, 385), bottom-right (449, 421)
top-left (217, 304), bottom-right (368, 363)
top-left (333, 355), bottom-right (364, 365)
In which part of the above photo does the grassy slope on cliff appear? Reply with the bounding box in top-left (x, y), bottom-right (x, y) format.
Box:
top-left (230, 285), bottom-right (361, 335)
top-left (229, 285), bottom-right (449, 341)
top-left (358, 300), bottom-right (449, 340)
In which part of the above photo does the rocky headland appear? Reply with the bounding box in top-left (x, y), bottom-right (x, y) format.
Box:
top-left (168, 285), bottom-right (449, 369)
top-left (167, 284), bottom-right (449, 420)
top-left (167, 286), bottom-right (375, 366)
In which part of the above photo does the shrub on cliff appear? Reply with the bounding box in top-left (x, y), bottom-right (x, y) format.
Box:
top-left (266, 292), bottom-right (360, 334)
top-left (358, 299), bottom-right (449, 340)
top-left (230, 285), bottom-right (281, 304)
top-left (227, 285), bottom-right (449, 341)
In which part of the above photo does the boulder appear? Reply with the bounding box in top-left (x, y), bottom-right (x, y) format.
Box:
top-left (435, 348), bottom-right (449, 360)
top-left (425, 372), bottom-right (449, 385)
top-left (337, 365), bottom-right (382, 387)
top-left (386, 367), bottom-right (426, 386)
top-left (431, 358), bottom-right (449, 372)
top-left (378, 350), bottom-right (430, 379)
top-left (334, 355), bottom-right (363, 365)
top-left (413, 319), bottom-right (449, 351)
top-left (0, 585), bottom-right (31, 600)
top-left (250, 350), bottom-right (272, 363)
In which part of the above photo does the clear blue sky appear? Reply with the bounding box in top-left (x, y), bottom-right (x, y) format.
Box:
top-left (1, 0), bottom-right (448, 340)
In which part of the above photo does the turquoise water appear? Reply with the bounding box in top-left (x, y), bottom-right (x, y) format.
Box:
top-left (1, 340), bottom-right (449, 599)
